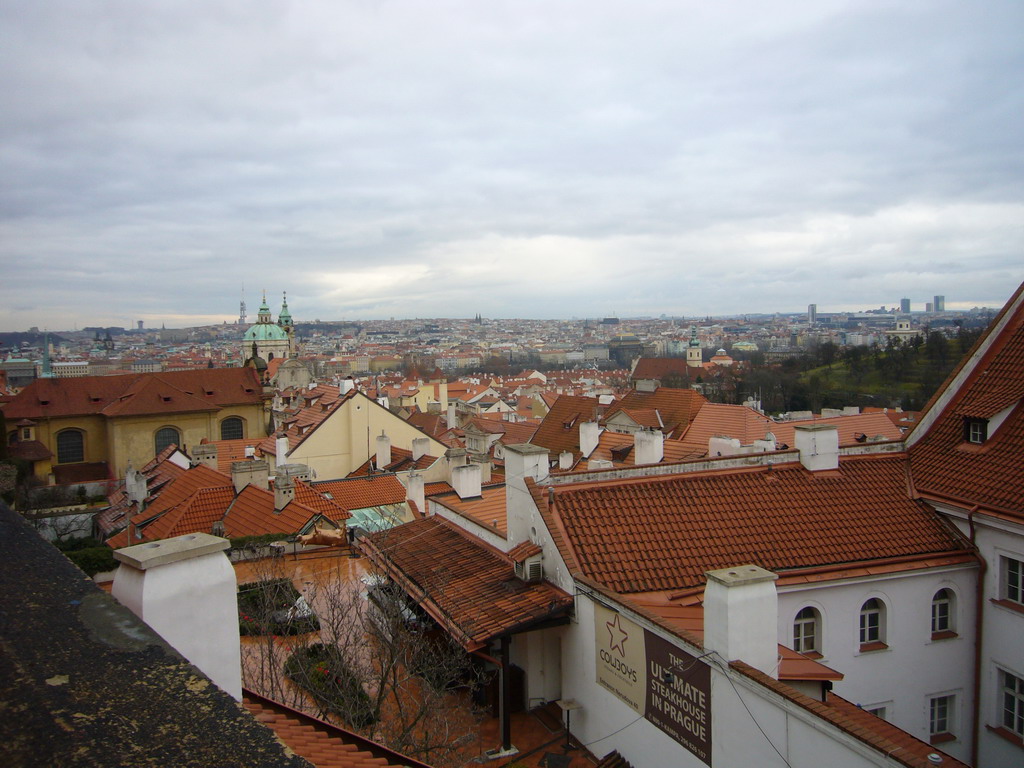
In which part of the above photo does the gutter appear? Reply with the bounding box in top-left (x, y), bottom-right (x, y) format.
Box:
top-left (966, 505), bottom-right (984, 768)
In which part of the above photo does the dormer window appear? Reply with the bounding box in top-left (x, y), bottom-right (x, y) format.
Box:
top-left (964, 418), bottom-right (987, 445)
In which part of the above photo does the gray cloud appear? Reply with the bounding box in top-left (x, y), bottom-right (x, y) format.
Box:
top-left (1, 0), bottom-right (1022, 330)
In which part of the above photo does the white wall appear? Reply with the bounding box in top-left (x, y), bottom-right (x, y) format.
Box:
top-left (776, 564), bottom-right (976, 763)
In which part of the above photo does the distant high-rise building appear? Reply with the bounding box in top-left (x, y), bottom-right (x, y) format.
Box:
top-left (926, 302), bottom-right (934, 313)
top-left (137, 320), bottom-right (144, 330)
top-left (934, 295), bottom-right (945, 312)
top-left (900, 298), bottom-right (911, 313)
top-left (807, 304), bottom-right (817, 324)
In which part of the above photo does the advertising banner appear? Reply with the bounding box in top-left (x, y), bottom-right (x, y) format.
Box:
top-left (594, 603), bottom-right (712, 766)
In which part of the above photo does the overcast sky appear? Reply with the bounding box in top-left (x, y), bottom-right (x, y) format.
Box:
top-left (2, 1), bottom-right (1022, 331)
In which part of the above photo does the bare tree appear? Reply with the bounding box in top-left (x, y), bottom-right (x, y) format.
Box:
top-left (239, 551), bottom-right (484, 766)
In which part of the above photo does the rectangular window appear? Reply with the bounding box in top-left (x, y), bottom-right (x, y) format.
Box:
top-left (964, 417), bottom-right (988, 444)
top-left (929, 694), bottom-right (955, 741)
top-left (1003, 671), bottom-right (1024, 738)
top-left (865, 705), bottom-right (887, 721)
top-left (932, 595), bottom-right (950, 633)
top-left (1003, 557), bottom-right (1023, 605)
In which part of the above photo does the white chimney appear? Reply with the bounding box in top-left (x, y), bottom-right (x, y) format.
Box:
top-left (579, 421), bottom-right (601, 458)
top-left (412, 436), bottom-right (429, 461)
top-left (275, 435), bottom-right (290, 466)
top-left (559, 450), bottom-right (574, 470)
top-left (447, 403), bottom-right (457, 428)
top-left (376, 432), bottom-right (392, 470)
top-left (191, 443), bottom-right (218, 470)
top-left (231, 459), bottom-right (269, 494)
top-left (708, 436), bottom-right (741, 457)
top-left (405, 471), bottom-right (425, 516)
top-left (452, 463), bottom-right (482, 500)
top-left (340, 378), bottom-right (355, 394)
top-left (125, 465), bottom-right (148, 505)
top-left (504, 443), bottom-right (550, 545)
top-left (703, 564), bottom-right (779, 678)
top-left (634, 429), bottom-right (664, 465)
top-left (793, 424), bottom-right (840, 471)
top-left (274, 473), bottom-right (295, 512)
top-left (112, 533), bottom-right (242, 699)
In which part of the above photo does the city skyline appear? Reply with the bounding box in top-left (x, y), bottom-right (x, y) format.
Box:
top-left (2, 1), bottom-right (1022, 331)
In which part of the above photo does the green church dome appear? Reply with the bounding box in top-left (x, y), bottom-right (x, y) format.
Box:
top-left (243, 323), bottom-right (288, 341)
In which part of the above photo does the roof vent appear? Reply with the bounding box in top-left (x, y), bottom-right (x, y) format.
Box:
top-left (515, 553), bottom-right (544, 583)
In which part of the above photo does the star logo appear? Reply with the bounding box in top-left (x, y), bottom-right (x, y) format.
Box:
top-left (606, 613), bottom-right (629, 657)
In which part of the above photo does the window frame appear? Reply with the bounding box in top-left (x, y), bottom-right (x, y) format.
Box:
top-left (154, 426), bottom-right (181, 456)
top-left (220, 416), bottom-right (245, 441)
top-left (1002, 557), bottom-right (1023, 606)
top-left (793, 606), bottom-right (821, 655)
top-left (859, 597), bottom-right (887, 650)
top-left (964, 417), bottom-right (988, 445)
top-left (55, 429), bottom-right (85, 464)
top-left (1001, 669), bottom-right (1024, 740)
top-left (931, 588), bottom-right (956, 638)
top-left (929, 693), bottom-right (956, 743)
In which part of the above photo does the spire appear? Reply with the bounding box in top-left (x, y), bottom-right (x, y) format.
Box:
top-left (257, 291), bottom-right (272, 324)
top-left (41, 333), bottom-right (53, 378)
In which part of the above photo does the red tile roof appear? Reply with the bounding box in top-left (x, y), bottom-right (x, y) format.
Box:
top-left (531, 395), bottom-right (601, 456)
top-left (909, 281), bottom-right (1024, 517)
top-left (604, 388), bottom-right (706, 439)
top-left (359, 516), bottom-right (573, 650)
top-left (2, 368), bottom-right (264, 421)
top-left (243, 690), bottom-right (429, 768)
top-left (314, 474), bottom-right (408, 510)
top-left (630, 358), bottom-right (694, 382)
top-left (432, 485), bottom-right (508, 536)
top-left (543, 454), bottom-right (974, 594)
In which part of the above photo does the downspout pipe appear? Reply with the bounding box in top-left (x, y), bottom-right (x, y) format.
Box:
top-left (967, 505), bottom-right (984, 768)
top-left (473, 638), bottom-right (513, 753)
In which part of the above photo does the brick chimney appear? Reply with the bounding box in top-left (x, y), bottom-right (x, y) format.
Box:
top-left (112, 533), bottom-right (241, 699)
top-left (703, 564), bottom-right (779, 678)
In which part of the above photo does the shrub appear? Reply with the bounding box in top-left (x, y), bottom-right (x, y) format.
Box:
top-left (66, 547), bottom-right (117, 577)
top-left (284, 643), bottom-right (376, 727)
top-left (237, 578), bottom-right (320, 636)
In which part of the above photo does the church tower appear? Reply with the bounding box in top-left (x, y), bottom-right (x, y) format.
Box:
top-left (278, 292), bottom-right (294, 348)
top-left (686, 326), bottom-right (703, 368)
top-left (242, 290), bottom-right (291, 364)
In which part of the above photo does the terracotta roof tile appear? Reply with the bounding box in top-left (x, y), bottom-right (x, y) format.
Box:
top-left (314, 474), bottom-right (407, 511)
top-left (242, 690), bottom-right (429, 768)
top-left (3, 368), bottom-right (264, 421)
top-left (909, 281), bottom-right (1024, 516)
top-left (547, 454), bottom-right (972, 594)
top-left (431, 485), bottom-right (508, 536)
top-left (531, 394), bottom-right (602, 456)
top-left (360, 517), bottom-right (573, 650)
top-left (604, 388), bottom-right (706, 439)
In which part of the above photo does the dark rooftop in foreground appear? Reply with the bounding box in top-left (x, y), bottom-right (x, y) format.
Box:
top-left (0, 500), bottom-right (307, 768)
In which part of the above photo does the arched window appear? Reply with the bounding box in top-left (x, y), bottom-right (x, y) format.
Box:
top-left (793, 607), bottom-right (821, 655)
top-left (154, 427), bottom-right (181, 456)
top-left (55, 429), bottom-right (85, 464)
top-left (220, 416), bottom-right (244, 441)
top-left (859, 598), bottom-right (886, 647)
top-left (931, 589), bottom-right (955, 635)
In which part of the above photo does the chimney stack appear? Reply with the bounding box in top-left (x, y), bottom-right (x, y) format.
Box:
top-left (579, 421), bottom-right (601, 458)
top-left (376, 432), bottom-right (392, 470)
top-left (191, 443), bottom-right (218, 470)
top-left (405, 471), bottom-right (425, 516)
top-left (274, 474), bottom-right (295, 512)
top-left (275, 435), bottom-right (290, 466)
top-left (231, 460), bottom-right (269, 494)
top-left (112, 533), bottom-right (242, 699)
top-left (793, 424), bottom-right (839, 471)
top-left (125, 465), bottom-right (148, 505)
top-left (634, 428), bottom-right (664, 465)
top-left (504, 443), bottom-right (550, 545)
top-left (452, 463), bottom-right (482, 500)
top-left (559, 450), bottom-right (574, 470)
top-left (703, 564), bottom-right (779, 678)
top-left (412, 436), bottom-right (429, 461)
